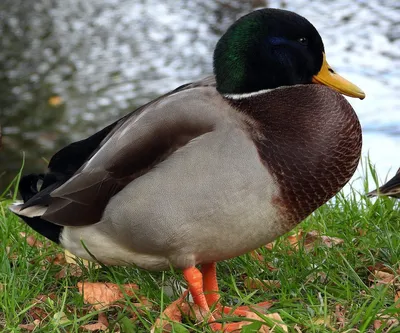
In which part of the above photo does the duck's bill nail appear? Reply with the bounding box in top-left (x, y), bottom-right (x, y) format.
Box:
top-left (312, 53), bottom-right (365, 100)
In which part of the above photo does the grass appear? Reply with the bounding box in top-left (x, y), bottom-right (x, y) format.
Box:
top-left (0, 165), bottom-right (399, 332)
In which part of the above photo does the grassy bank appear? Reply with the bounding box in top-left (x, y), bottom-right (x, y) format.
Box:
top-left (0, 170), bottom-right (399, 332)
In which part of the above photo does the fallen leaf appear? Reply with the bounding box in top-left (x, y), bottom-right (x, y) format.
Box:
top-left (357, 228), bottom-right (367, 236)
top-left (395, 291), bottom-right (400, 308)
top-left (77, 282), bottom-right (139, 310)
top-left (81, 322), bottom-right (108, 331)
top-left (28, 306), bottom-right (48, 322)
top-left (251, 250), bottom-right (264, 261)
top-left (233, 312), bottom-right (288, 333)
top-left (81, 312), bottom-right (109, 332)
top-left (18, 319), bottom-right (40, 331)
top-left (374, 319), bottom-right (383, 330)
top-left (368, 270), bottom-right (398, 286)
top-left (367, 263), bottom-right (396, 275)
top-left (334, 304), bottom-right (346, 329)
top-left (293, 324), bottom-right (303, 333)
top-left (48, 253), bottom-right (66, 265)
top-left (19, 232), bottom-right (44, 248)
top-left (65, 249), bottom-right (100, 268)
top-left (151, 290), bottom-right (190, 332)
top-left (283, 230), bottom-right (344, 252)
top-left (373, 315), bottom-right (399, 331)
top-left (265, 243), bottom-right (274, 251)
top-left (48, 96), bottom-right (63, 107)
top-left (244, 277), bottom-right (281, 290)
top-left (318, 235), bottom-right (345, 248)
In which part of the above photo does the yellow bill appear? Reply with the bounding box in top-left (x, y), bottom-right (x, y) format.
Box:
top-left (312, 53), bottom-right (365, 100)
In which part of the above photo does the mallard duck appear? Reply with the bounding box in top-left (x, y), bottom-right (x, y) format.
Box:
top-left (368, 168), bottom-right (400, 198)
top-left (10, 8), bottom-right (365, 331)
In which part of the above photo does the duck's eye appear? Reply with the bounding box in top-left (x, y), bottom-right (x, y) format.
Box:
top-left (298, 37), bottom-right (308, 46)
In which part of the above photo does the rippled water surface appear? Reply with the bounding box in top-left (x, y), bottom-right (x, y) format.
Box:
top-left (0, 0), bottom-right (399, 192)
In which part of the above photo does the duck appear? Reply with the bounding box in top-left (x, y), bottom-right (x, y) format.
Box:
top-left (368, 168), bottom-right (400, 198)
top-left (10, 8), bottom-right (365, 331)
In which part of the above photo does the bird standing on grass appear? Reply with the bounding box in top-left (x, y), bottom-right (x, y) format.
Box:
top-left (10, 8), bottom-right (365, 331)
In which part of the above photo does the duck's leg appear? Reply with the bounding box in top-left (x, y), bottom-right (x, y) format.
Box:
top-left (201, 263), bottom-right (261, 316)
top-left (201, 263), bottom-right (220, 306)
top-left (183, 265), bottom-right (258, 332)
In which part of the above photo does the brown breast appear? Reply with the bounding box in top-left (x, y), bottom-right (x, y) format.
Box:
top-left (229, 84), bottom-right (362, 227)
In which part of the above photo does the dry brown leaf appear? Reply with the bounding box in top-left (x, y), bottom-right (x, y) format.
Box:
top-left (374, 319), bottom-right (383, 330)
top-left (78, 282), bottom-right (139, 310)
top-left (395, 290), bottom-right (400, 308)
top-left (368, 270), bottom-right (398, 286)
top-left (151, 290), bottom-right (189, 333)
top-left (335, 304), bottom-right (346, 329)
top-left (374, 315), bottom-right (399, 331)
top-left (251, 250), bottom-right (265, 261)
top-left (65, 249), bottom-right (100, 268)
top-left (284, 230), bottom-right (344, 252)
top-left (319, 235), bottom-right (345, 248)
top-left (244, 277), bottom-right (281, 290)
top-left (265, 243), bottom-right (274, 251)
top-left (293, 324), bottom-right (303, 333)
top-left (80, 321), bottom-right (108, 331)
top-left (18, 319), bottom-right (40, 331)
top-left (19, 232), bottom-right (44, 248)
top-left (231, 312), bottom-right (288, 333)
top-left (367, 263), bottom-right (396, 275)
top-left (27, 293), bottom-right (56, 322)
top-left (357, 228), bottom-right (367, 236)
top-left (81, 312), bottom-right (109, 332)
top-left (49, 253), bottom-right (66, 265)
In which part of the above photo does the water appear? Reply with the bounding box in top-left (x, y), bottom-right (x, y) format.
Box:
top-left (0, 0), bottom-right (399, 193)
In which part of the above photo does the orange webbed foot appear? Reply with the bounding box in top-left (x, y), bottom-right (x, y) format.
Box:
top-left (183, 264), bottom-right (275, 332)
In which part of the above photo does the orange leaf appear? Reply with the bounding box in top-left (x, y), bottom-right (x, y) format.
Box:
top-left (80, 322), bottom-right (108, 331)
top-left (49, 253), bottom-right (66, 265)
top-left (334, 304), bottom-right (346, 329)
top-left (18, 319), bottom-right (40, 331)
top-left (19, 232), bottom-right (44, 248)
top-left (77, 282), bottom-right (139, 310)
top-left (373, 319), bottom-right (383, 330)
top-left (265, 242), bottom-right (274, 250)
top-left (151, 290), bottom-right (189, 332)
top-left (81, 312), bottom-right (109, 332)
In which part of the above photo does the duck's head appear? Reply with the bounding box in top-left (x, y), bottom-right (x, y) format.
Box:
top-left (214, 8), bottom-right (365, 99)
